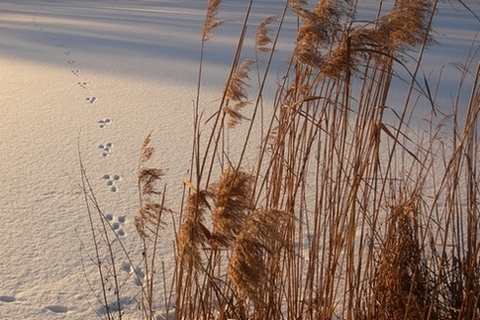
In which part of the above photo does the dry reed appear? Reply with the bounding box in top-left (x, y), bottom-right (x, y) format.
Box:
top-left (223, 59), bottom-right (256, 128)
top-left (370, 195), bottom-right (433, 319)
top-left (292, 0), bottom-right (352, 68)
top-left (177, 190), bottom-right (210, 270)
top-left (135, 133), bottom-right (168, 319)
top-left (210, 167), bottom-right (254, 247)
top-left (374, 0), bottom-right (436, 53)
top-left (228, 209), bottom-right (286, 304)
top-left (256, 15), bottom-right (279, 53)
top-left (203, 0), bottom-right (224, 41)
top-left (136, 133), bottom-right (166, 239)
top-left (82, 0), bottom-right (480, 319)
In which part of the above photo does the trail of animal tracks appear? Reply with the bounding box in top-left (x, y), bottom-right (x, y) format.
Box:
top-left (0, 1), bottom-right (206, 318)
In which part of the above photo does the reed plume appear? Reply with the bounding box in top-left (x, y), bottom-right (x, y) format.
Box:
top-left (374, 0), bottom-right (436, 54)
top-left (210, 167), bottom-right (253, 247)
top-left (136, 132), bottom-right (166, 240)
top-left (135, 133), bottom-right (168, 319)
top-left (178, 190), bottom-right (210, 269)
top-left (203, 0), bottom-right (224, 41)
top-left (223, 59), bottom-right (256, 128)
top-left (320, 28), bottom-right (371, 78)
top-left (256, 15), bottom-right (279, 53)
top-left (228, 209), bottom-right (286, 303)
top-left (292, 0), bottom-right (352, 68)
top-left (139, 131), bottom-right (154, 163)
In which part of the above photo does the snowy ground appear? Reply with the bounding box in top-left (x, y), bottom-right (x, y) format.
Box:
top-left (0, 0), bottom-right (478, 319)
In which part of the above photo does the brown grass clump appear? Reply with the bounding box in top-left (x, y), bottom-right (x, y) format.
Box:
top-left (371, 195), bottom-right (433, 319)
top-left (210, 167), bottom-right (254, 247)
top-left (228, 209), bottom-right (286, 304)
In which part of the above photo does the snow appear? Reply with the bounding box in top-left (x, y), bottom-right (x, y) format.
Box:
top-left (0, 0), bottom-right (478, 319)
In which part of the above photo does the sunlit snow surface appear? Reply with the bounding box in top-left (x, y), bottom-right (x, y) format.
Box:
top-left (0, 0), bottom-right (478, 318)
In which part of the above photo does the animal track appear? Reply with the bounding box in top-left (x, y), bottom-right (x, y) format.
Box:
top-left (64, 50), bottom-right (71, 55)
top-left (102, 173), bottom-right (121, 192)
top-left (105, 213), bottom-right (126, 236)
top-left (45, 305), bottom-right (68, 313)
top-left (98, 142), bottom-right (113, 157)
top-left (68, 60), bottom-right (75, 65)
top-left (133, 267), bottom-right (146, 287)
top-left (122, 262), bottom-right (132, 273)
top-left (98, 118), bottom-right (113, 128)
top-left (71, 69), bottom-right (80, 76)
top-left (0, 295), bottom-right (15, 303)
top-left (77, 81), bottom-right (87, 88)
top-left (86, 97), bottom-right (97, 104)
top-left (121, 263), bottom-right (145, 286)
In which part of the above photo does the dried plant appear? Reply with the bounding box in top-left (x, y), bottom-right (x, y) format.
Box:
top-left (223, 59), bottom-right (256, 127)
top-left (374, 0), bottom-right (436, 54)
top-left (210, 167), bottom-right (254, 247)
top-left (223, 101), bottom-right (251, 128)
top-left (82, 1), bottom-right (480, 319)
top-left (256, 15), bottom-right (279, 53)
top-left (320, 28), bottom-right (370, 78)
top-left (203, 0), bottom-right (224, 41)
top-left (224, 59), bottom-right (255, 102)
top-left (292, 0), bottom-right (352, 68)
top-left (136, 132), bottom-right (166, 240)
top-left (177, 190), bottom-right (210, 270)
top-left (139, 131), bottom-right (154, 164)
top-left (371, 196), bottom-right (433, 320)
top-left (228, 209), bottom-right (286, 303)
top-left (288, 0), bottom-right (307, 13)
top-left (135, 133), bottom-right (167, 319)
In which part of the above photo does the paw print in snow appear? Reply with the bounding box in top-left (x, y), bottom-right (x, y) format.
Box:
top-left (105, 213), bottom-right (126, 236)
top-left (98, 118), bottom-right (113, 128)
top-left (102, 173), bottom-right (120, 192)
top-left (120, 262), bottom-right (145, 287)
top-left (98, 142), bottom-right (113, 157)
top-left (86, 96), bottom-right (97, 104)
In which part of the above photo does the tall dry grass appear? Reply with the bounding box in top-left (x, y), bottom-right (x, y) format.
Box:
top-left (81, 0), bottom-right (480, 319)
